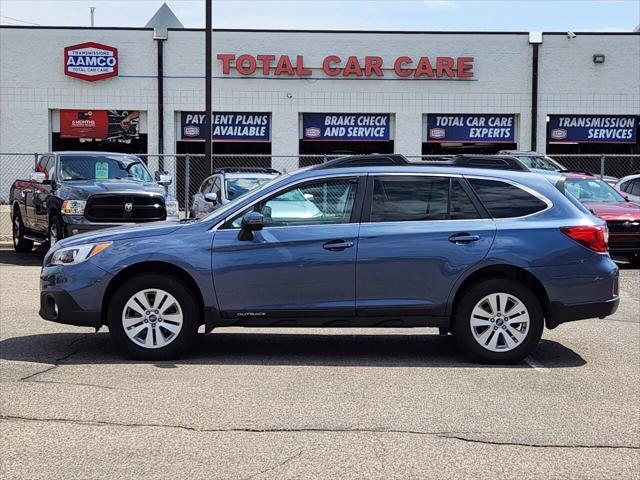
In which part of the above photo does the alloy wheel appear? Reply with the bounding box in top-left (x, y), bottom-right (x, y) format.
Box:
top-left (121, 288), bottom-right (184, 349)
top-left (49, 223), bottom-right (58, 246)
top-left (469, 292), bottom-right (530, 352)
top-left (13, 216), bottom-right (20, 247)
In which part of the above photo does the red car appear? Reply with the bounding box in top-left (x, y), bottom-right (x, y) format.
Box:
top-left (563, 173), bottom-right (640, 265)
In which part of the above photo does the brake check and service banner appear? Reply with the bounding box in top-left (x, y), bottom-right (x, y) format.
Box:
top-left (426, 114), bottom-right (516, 143)
top-left (302, 113), bottom-right (390, 141)
top-left (180, 112), bottom-right (271, 141)
top-left (548, 115), bottom-right (638, 144)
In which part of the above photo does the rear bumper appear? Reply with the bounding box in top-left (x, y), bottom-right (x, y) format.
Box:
top-left (39, 290), bottom-right (101, 328)
top-left (548, 296), bottom-right (619, 329)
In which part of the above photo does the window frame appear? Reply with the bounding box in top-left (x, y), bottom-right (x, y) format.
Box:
top-left (360, 173), bottom-right (489, 224)
top-left (218, 173), bottom-right (367, 230)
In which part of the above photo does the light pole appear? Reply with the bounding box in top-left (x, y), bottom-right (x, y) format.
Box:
top-left (204, 0), bottom-right (213, 172)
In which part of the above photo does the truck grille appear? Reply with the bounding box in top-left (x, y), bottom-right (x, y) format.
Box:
top-left (85, 195), bottom-right (166, 223)
top-left (607, 221), bottom-right (640, 234)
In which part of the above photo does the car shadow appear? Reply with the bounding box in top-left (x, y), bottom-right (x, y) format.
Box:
top-left (0, 331), bottom-right (586, 369)
top-left (0, 249), bottom-right (46, 267)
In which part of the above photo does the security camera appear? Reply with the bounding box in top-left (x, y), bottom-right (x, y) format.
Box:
top-left (567, 31), bottom-right (576, 39)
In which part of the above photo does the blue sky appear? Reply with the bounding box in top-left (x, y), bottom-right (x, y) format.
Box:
top-left (1, 1), bottom-right (638, 31)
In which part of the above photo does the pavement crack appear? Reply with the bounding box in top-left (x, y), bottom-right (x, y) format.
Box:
top-left (1, 415), bottom-right (638, 451)
top-left (19, 336), bottom-right (86, 382)
top-left (243, 448), bottom-right (305, 480)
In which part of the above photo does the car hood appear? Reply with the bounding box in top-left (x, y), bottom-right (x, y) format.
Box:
top-left (58, 180), bottom-right (166, 199)
top-left (583, 201), bottom-right (640, 221)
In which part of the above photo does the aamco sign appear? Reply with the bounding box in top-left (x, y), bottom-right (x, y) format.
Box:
top-left (64, 42), bottom-right (118, 81)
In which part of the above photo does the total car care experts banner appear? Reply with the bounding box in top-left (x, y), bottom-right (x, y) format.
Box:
top-left (548, 115), bottom-right (638, 144)
top-left (181, 112), bottom-right (271, 141)
top-left (303, 114), bottom-right (391, 141)
top-left (426, 114), bottom-right (516, 143)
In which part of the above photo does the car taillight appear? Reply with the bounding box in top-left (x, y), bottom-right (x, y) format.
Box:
top-left (560, 225), bottom-right (608, 253)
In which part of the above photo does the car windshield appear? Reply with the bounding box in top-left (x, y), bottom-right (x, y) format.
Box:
top-left (225, 177), bottom-right (273, 200)
top-left (565, 178), bottom-right (626, 203)
top-left (514, 155), bottom-right (561, 172)
top-left (59, 155), bottom-right (153, 182)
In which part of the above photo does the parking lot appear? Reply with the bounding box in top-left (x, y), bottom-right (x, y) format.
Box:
top-left (0, 247), bottom-right (638, 479)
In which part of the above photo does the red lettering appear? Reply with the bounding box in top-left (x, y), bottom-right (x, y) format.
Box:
top-left (217, 54), bottom-right (235, 74)
top-left (257, 54), bottom-right (275, 75)
top-left (393, 56), bottom-right (413, 78)
top-left (414, 57), bottom-right (434, 77)
top-left (436, 56), bottom-right (455, 77)
top-left (457, 57), bottom-right (474, 78)
top-left (343, 56), bottom-right (363, 76)
top-left (274, 55), bottom-right (295, 76)
top-left (364, 56), bottom-right (383, 76)
top-left (323, 55), bottom-right (341, 76)
top-left (295, 55), bottom-right (312, 76)
top-left (236, 54), bottom-right (257, 75)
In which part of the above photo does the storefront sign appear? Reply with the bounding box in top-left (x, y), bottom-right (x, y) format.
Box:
top-left (64, 42), bottom-right (118, 81)
top-left (302, 114), bottom-right (390, 141)
top-left (217, 54), bottom-right (474, 79)
top-left (60, 110), bottom-right (139, 141)
top-left (548, 115), bottom-right (637, 143)
top-left (180, 112), bottom-right (271, 141)
top-left (425, 114), bottom-right (516, 143)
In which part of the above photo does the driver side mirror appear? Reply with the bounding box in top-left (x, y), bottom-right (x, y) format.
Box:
top-left (204, 192), bottom-right (219, 204)
top-left (30, 171), bottom-right (47, 184)
top-left (155, 171), bottom-right (172, 186)
top-left (238, 211), bottom-right (264, 241)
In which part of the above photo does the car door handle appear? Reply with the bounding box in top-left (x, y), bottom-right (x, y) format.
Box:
top-left (449, 233), bottom-right (480, 244)
top-left (323, 240), bottom-right (354, 251)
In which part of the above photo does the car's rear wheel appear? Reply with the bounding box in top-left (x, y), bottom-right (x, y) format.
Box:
top-left (107, 274), bottom-right (199, 360)
top-left (12, 208), bottom-right (33, 253)
top-left (453, 279), bottom-right (544, 364)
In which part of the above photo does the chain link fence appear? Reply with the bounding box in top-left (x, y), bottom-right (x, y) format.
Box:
top-left (1, 152), bottom-right (639, 241)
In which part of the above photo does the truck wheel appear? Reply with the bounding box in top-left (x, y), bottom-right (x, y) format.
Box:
top-left (453, 278), bottom-right (544, 365)
top-left (48, 214), bottom-right (64, 247)
top-left (12, 208), bottom-right (33, 253)
top-left (107, 274), bottom-right (200, 360)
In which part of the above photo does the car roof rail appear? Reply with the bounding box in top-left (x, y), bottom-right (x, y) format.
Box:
top-left (212, 167), bottom-right (281, 175)
top-left (312, 154), bottom-right (413, 169)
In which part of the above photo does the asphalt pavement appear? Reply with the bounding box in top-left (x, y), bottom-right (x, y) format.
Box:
top-left (1, 247), bottom-right (638, 479)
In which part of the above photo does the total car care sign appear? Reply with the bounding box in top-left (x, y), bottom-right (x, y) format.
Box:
top-left (64, 42), bottom-right (118, 81)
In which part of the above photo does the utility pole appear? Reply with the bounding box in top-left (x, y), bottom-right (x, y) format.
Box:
top-left (204, 0), bottom-right (213, 172)
top-left (90, 7), bottom-right (96, 27)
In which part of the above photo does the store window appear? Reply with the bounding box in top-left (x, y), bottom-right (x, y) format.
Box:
top-left (422, 114), bottom-right (517, 155)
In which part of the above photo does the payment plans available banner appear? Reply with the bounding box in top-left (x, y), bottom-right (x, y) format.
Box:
top-left (426, 114), bottom-right (516, 143)
top-left (303, 113), bottom-right (391, 141)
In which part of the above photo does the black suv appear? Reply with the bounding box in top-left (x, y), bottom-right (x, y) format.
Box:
top-left (10, 152), bottom-right (179, 252)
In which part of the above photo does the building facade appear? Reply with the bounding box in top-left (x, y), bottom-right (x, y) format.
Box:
top-left (1, 26), bottom-right (639, 173)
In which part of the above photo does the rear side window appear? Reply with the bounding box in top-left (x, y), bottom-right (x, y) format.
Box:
top-left (370, 176), bottom-right (480, 222)
top-left (468, 179), bottom-right (547, 218)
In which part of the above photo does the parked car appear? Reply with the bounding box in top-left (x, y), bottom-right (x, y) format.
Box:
top-left (190, 168), bottom-right (279, 218)
top-left (561, 172), bottom-right (640, 265)
top-left (40, 154), bottom-right (619, 364)
top-left (498, 150), bottom-right (619, 184)
top-left (10, 152), bottom-right (179, 252)
top-left (614, 174), bottom-right (640, 203)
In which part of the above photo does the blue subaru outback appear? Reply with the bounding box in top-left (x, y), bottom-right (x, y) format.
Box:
top-left (39, 155), bottom-right (619, 364)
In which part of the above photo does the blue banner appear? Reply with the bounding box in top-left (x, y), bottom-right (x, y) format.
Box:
top-left (180, 112), bottom-right (270, 142)
top-left (302, 113), bottom-right (390, 141)
top-left (548, 115), bottom-right (637, 144)
top-left (426, 114), bottom-right (516, 143)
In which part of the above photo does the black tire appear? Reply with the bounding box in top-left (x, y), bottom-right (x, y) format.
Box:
top-left (107, 274), bottom-right (200, 360)
top-left (48, 213), bottom-right (64, 247)
top-left (453, 278), bottom-right (544, 365)
top-left (12, 208), bottom-right (33, 253)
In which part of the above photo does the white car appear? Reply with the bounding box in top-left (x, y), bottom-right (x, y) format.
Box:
top-left (614, 174), bottom-right (640, 203)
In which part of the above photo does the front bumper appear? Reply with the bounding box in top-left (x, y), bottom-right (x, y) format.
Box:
top-left (548, 296), bottom-right (620, 329)
top-left (39, 289), bottom-right (101, 328)
top-left (62, 215), bottom-right (179, 236)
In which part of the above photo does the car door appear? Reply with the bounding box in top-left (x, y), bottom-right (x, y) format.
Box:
top-left (24, 155), bottom-right (49, 229)
top-left (33, 155), bottom-right (55, 233)
top-left (356, 174), bottom-right (496, 317)
top-left (212, 174), bottom-right (365, 321)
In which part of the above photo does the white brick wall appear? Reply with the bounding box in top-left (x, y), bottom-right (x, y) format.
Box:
top-left (1, 27), bottom-right (638, 159)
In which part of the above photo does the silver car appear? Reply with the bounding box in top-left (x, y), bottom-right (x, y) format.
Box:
top-left (614, 173), bottom-right (640, 203)
top-left (190, 168), bottom-right (280, 218)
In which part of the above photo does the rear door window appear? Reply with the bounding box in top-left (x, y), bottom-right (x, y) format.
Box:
top-left (468, 178), bottom-right (548, 218)
top-left (370, 176), bottom-right (480, 222)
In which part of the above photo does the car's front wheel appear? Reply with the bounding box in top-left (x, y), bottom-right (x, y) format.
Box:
top-left (107, 274), bottom-right (200, 360)
top-left (12, 208), bottom-right (33, 253)
top-left (453, 279), bottom-right (544, 364)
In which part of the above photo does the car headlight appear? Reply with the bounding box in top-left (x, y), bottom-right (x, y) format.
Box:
top-left (166, 200), bottom-right (179, 218)
top-left (50, 242), bottom-right (112, 266)
top-left (61, 200), bottom-right (86, 215)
